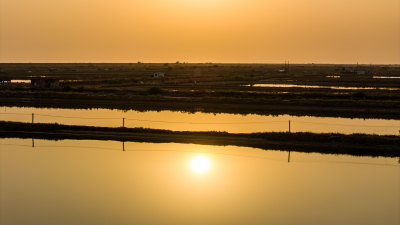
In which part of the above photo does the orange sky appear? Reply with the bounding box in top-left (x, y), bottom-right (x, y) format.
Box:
top-left (0, 0), bottom-right (399, 64)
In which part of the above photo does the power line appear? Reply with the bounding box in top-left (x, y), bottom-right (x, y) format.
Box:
top-left (1, 112), bottom-right (399, 128)
top-left (294, 159), bottom-right (399, 167)
top-left (1, 143), bottom-right (398, 167)
top-left (125, 118), bottom-right (285, 124)
top-left (0, 112), bottom-right (287, 124)
top-left (0, 112), bottom-right (32, 116)
top-left (35, 114), bottom-right (121, 120)
top-left (293, 120), bottom-right (400, 128)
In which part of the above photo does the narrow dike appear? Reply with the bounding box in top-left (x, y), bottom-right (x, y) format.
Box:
top-left (0, 121), bottom-right (399, 157)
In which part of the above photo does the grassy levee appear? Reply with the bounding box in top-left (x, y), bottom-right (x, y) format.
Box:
top-left (1, 90), bottom-right (400, 119)
top-left (1, 121), bottom-right (399, 157)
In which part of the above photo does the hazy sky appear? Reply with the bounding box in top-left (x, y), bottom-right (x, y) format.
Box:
top-left (1, 0), bottom-right (399, 63)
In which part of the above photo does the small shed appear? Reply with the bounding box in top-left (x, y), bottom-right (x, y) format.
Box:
top-left (153, 72), bottom-right (165, 78)
top-left (274, 69), bottom-right (286, 73)
top-left (0, 78), bottom-right (11, 87)
top-left (31, 78), bottom-right (59, 88)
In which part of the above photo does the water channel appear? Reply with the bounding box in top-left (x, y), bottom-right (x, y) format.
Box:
top-left (1, 106), bottom-right (399, 135)
top-left (1, 138), bottom-right (399, 225)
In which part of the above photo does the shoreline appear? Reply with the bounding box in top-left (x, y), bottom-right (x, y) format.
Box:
top-left (1, 121), bottom-right (399, 157)
top-left (1, 63), bottom-right (400, 120)
top-left (1, 95), bottom-right (400, 120)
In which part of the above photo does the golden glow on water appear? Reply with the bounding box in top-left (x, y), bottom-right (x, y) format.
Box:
top-left (2, 106), bottom-right (400, 135)
top-left (191, 155), bottom-right (211, 174)
top-left (1, 138), bottom-right (399, 225)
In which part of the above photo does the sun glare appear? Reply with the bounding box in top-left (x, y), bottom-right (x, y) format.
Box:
top-left (191, 155), bottom-right (211, 174)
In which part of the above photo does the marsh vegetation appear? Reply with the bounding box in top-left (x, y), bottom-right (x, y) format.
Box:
top-left (1, 63), bottom-right (400, 119)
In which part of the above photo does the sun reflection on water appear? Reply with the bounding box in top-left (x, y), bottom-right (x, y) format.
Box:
top-left (190, 155), bottom-right (211, 174)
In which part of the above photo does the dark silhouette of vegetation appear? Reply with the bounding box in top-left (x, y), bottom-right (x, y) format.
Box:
top-left (352, 91), bottom-right (366, 99)
top-left (147, 87), bottom-right (164, 95)
top-left (1, 121), bottom-right (399, 157)
top-left (1, 63), bottom-right (399, 119)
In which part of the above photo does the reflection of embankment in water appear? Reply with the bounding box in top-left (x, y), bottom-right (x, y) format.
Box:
top-left (1, 121), bottom-right (399, 157)
top-left (1, 106), bottom-right (400, 135)
top-left (243, 83), bottom-right (400, 91)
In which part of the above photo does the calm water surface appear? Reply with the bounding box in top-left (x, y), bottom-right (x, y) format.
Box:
top-left (1, 106), bottom-right (399, 135)
top-left (10, 80), bottom-right (31, 83)
top-left (1, 138), bottom-right (399, 225)
top-left (373, 76), bottom-right (400, 79)
top-left (246, 83), bottom-right (400, 91)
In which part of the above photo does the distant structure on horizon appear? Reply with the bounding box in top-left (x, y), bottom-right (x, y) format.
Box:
top-left (31, 77), bottom-right (60, 88)
top-left (275, 61), bottom-right (290, 73)
top-left (0, 78), bottom-right (11, 87)
top-left (285, 61), bottom-right (290, 73)
top-left (153, 72), bottom-right (165, 78)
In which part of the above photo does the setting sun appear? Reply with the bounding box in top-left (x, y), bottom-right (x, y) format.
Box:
top-left (191, 155), bottom-right (211, 174)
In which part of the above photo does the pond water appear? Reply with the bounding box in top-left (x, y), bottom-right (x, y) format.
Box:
top-left (244, 84), bottom-right (400, 91)
top-left (10, 80), bottom-right (30, 84)
top-left (1, 138), bottom-right (399, 225)
top-left (1, 106), bottom-right (399, 135)
top-left (373, 76), bottom-right (400, 79)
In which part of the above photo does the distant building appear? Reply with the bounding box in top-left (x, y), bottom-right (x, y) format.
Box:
top-left (0, 78), bottom-right (11, 87)
top-left (274, 69), bottom-right (286, 73)
top-left (0, 72), bottom-right (11, 87)
top-left (341, 69), bottom-right (357, 75)
top-left (153, 72), bottom-right (165, 78)
top-left (31, 78), bottom-right (59, 88)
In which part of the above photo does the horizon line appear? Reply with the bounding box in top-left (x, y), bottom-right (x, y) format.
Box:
top-left (1, 61), bottom-right (399, 66)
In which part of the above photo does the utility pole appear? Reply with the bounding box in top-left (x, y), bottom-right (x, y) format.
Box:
top-left (32, 113), bottom-right (34, 124)
top-left (289, 120), bottom-right (291, 133)
top-left (123, 118), bottom-right (125, 128)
